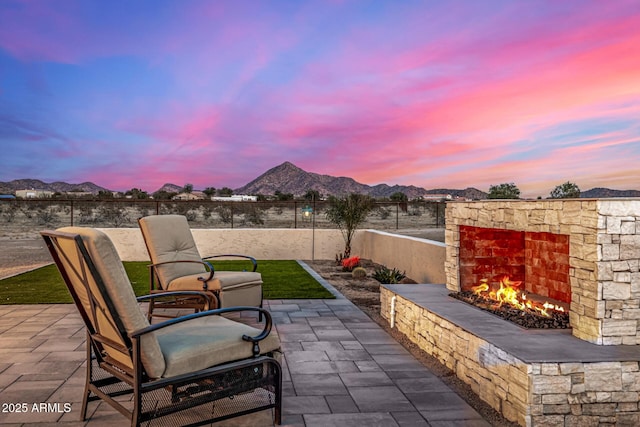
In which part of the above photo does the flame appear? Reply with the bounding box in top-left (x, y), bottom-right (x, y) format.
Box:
top-left (471, 276), bottom-right (565, 317)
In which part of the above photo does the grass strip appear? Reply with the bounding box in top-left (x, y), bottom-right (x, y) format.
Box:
top-left (0, 260), bottom-right (333, 304)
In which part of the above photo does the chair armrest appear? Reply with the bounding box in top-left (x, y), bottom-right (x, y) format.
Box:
top-left (130, 306), bottom-right (273, 346)
top-left (202, 254), bottom-right (258, 272)
top-left (136, 291), bottom-right (212, 309)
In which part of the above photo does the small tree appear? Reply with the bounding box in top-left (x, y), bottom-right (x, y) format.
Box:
top-left (182, 183), bottom-right (194, 194)
top-left (152, 190), bottom-right (175, 200)
top-left (487, 183), bottom-right (520, 199)
top-left (550, 181), bottom-right (580, 199)
top-left (217, 187), bottom-right (234, 197)
top-left (203, 187), bottom-right (216, 198)
top-left (275, 190), bottom-right (294, 201)
top-left (97, 190), bottom-right (113, 199)
top-left (389, 191), bottom-right (408, 202)
top-left (125, 188), bottom-right (149, 199)
top-left (303, 189), bottom-right (321, 201)
top-left (325, 193), bottom-right (375, 259)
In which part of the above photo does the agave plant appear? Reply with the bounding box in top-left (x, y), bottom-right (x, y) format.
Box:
top-left (372, 265), bottom-right (406, 284)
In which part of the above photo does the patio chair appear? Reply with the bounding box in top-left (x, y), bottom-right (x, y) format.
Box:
top-left (138, 215), bottom-right (263, 319)
top-left (41, 227), bottom-right (281, 426)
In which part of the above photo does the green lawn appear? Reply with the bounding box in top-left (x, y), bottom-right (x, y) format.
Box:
top-left (0, 260), bottom-right (334, 304)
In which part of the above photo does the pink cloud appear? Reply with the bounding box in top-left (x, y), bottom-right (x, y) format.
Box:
top-left (3, 1), bottom-right (639, 196)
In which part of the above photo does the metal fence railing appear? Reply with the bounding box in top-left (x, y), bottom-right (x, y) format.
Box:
top-left (0, 199), bottom-right (445, 238)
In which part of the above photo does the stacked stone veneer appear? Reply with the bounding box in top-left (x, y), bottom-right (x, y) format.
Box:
top-left (445, 199), bottom-right (640, 345)
top-left (380, 289), bottom-right (640, 426)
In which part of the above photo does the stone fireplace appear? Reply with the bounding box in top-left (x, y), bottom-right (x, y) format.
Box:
top-left (380, 199), bottom-right (640, 426)
top-left (445, 199), bottom-right (640, 345)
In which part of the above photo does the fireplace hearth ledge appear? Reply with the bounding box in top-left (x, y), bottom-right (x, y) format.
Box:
top-left (380, 283), bottom-right (640, 426)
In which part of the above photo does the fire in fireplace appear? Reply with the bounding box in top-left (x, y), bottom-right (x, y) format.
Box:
top-left (451, 276), bottom-right (570, 329)
top-left (452, 225), bottom-right (571, 329)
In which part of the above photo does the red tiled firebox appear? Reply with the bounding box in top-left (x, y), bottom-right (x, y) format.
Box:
top-left (459, 225), bottom-right (571, 303)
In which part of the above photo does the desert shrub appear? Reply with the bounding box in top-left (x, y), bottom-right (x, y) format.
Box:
top-left (36, 207), bottom-right (57, 226)
top-left (372, 265), bottom-right (406, 284)
top-left (159, 203), bottom-right (174, 215)
top-left (377, 207), bottom-right (391, 219)
top-left (351, 266), bottom-right (367, 279)
top-left (201, 205), bottom-right (213, 220)
top-left (97, 204), bottom-right (131, 228)
top-left (172, 202), bottom-right (200, 219)
top-left (18, 202), bottom-right (35, 219)
top-left (185, 210), bottom-right (198, 222)
top-left (240, 205), bottom-right (265, 226)
top-left (135, 205), bottom-right (152, 219)
top-left (78, 204), bottom-right (96, 224)
top-left (216, 205), bottom-right (233, 224)
top-left (1, 204), bottom-right (17, 223)
top-left (341, 256), bottom-right (361, 272)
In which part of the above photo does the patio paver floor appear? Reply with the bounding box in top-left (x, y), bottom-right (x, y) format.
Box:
top-left (0, 294), bottom-right (491, 426)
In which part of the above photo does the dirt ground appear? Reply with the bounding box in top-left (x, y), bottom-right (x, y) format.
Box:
top-left (0, 238), bottom-right (51, 279)
top-left (305, 259), bottom-right (518, 427)
top-left (0, 239), bottom-right (515, 426)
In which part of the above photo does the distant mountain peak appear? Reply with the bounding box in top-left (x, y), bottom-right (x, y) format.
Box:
top-left (235, 161), bottom-right (437, 198)
top-left (278, 161), bottom-right (299, 168)
top-left (156, 183), bottom-right (182, 193)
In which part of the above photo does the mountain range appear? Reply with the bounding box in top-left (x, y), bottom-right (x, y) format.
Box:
top-left (0, 179), bottom-right (110, 195)
top-left (1, 161), bottom-right (639, 199)
top-left (234, 162), bottom-right (486, 199)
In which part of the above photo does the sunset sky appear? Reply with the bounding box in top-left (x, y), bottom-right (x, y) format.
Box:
top-left (1, 0), bottom-right (639, 198)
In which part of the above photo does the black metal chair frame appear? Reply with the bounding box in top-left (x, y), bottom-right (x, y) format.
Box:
top-left (145, 254), bottom-right (263, 320)
top-left (145, 258), bottom-right (220, 320)
top-left (41, 229), bottom-right (282, 427)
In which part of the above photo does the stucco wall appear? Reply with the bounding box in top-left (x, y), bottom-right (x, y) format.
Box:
top-left (99, 228), bottom-right (446, 284)
top-left (100, 228), bottom-right (345, 261)
top-left (352, 229), bottom-right (446, 284)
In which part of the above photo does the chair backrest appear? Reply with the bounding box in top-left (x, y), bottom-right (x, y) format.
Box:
top-left (138, 215), bottom-right (206, 288)
top-left (41, 227), bottom-right (165, 378)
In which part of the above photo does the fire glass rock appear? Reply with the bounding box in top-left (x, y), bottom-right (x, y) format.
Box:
top-left (449, 291), bottom-right (570, 329)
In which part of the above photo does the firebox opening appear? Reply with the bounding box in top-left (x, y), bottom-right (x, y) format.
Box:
top-left (458, 225), bottom-right (571, 304)
top-left (454, 225), bottom-right (571, 329)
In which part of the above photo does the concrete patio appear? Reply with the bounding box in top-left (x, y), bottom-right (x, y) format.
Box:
top-left (0, 273), bottom-right (491, 426)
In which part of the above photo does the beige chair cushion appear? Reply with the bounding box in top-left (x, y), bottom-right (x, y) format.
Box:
top-left (208, 271), bottom-right (263, 288)
top-left (155, 315), bottom-right (281, 378)
top-left (138, 215), bottom-right (206, 287)
top-left (57, 227), bottom-right (166, 379)
top-left (167, 271), bottom-right (261, 291)
top-left (167, 274), bottom-right (221, 291)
